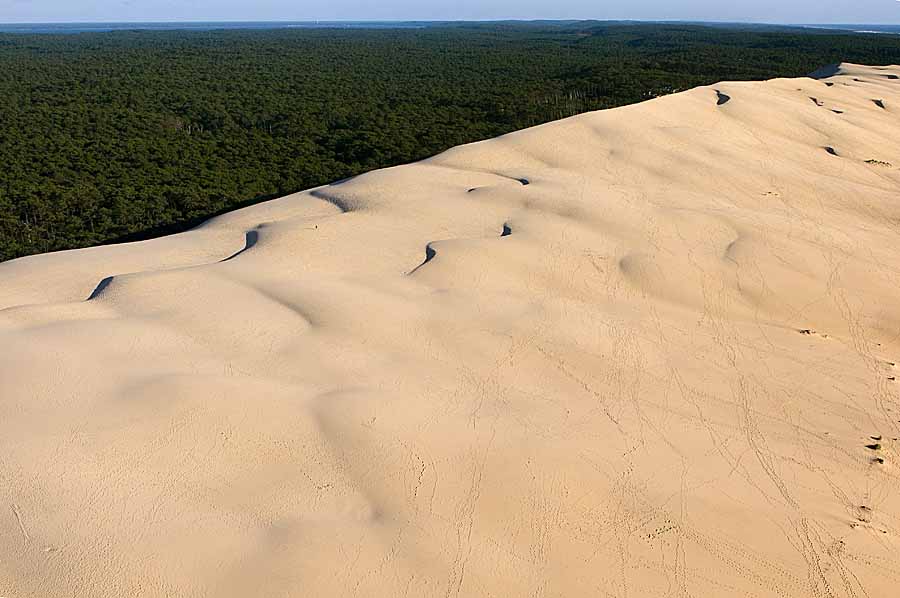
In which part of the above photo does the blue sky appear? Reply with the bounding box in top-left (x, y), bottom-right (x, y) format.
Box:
top-left (2, 0), bottom-right (900, 24)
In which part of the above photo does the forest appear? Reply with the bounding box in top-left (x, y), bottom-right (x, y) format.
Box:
top-left (3, 22), bottom-right (900, 261)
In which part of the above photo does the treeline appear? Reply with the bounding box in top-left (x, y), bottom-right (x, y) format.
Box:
top-left (2, 23), bottom-right (900, 261)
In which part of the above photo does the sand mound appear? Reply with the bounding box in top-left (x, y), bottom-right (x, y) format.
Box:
top-left (2, 63), bottom-right (900, 597)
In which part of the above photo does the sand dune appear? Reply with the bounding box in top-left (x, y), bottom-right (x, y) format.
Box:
top-left (2, 63), bottom-right (900, 597)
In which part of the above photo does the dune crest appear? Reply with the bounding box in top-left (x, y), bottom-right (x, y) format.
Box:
top-left (2, 63), bottom-right (900, 597)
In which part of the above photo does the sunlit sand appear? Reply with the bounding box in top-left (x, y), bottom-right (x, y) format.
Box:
top-left (2, 63), bottom-right (899, 597)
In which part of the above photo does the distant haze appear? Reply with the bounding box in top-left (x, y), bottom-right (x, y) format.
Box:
top-left (2, 0), bottom-right (900, 25)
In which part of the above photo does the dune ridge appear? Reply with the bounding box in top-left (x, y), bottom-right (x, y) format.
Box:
top-left (2, 63), bottom-right (900, 597)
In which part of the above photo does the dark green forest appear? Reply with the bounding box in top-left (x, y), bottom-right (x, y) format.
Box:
top-left (3, 22), bottom-right (900, 261)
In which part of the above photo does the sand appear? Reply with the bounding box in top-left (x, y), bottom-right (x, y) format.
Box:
top-left (1, 63), bottom-right (900, 597)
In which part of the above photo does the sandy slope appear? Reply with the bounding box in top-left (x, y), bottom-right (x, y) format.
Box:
top-left (2, 63), bottom-right (900, 597)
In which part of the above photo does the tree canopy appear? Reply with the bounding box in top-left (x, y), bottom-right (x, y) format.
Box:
top-left (3, 23), bottom-right (900, 261)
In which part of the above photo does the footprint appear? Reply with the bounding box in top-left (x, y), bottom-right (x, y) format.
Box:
top-left (873, 99), bottom-right (886, 110)
top-left (798, 328), bottom-right (828, 338)
top-left (810, 97), bottom-right (824, 107)
top-left (715, 90), bottom-right (731, 106)
top-left (824, 147), bottom-right (839, 157)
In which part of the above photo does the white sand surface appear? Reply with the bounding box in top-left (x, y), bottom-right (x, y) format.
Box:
top-left (2, 63), bottom-right (900, 597)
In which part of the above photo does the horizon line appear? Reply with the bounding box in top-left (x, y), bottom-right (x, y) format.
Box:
top-left (2, 19), bottom-right (900, 26)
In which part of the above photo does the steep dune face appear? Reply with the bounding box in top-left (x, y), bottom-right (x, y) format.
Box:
top-left (2, 63), bottom-right (900, 597)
